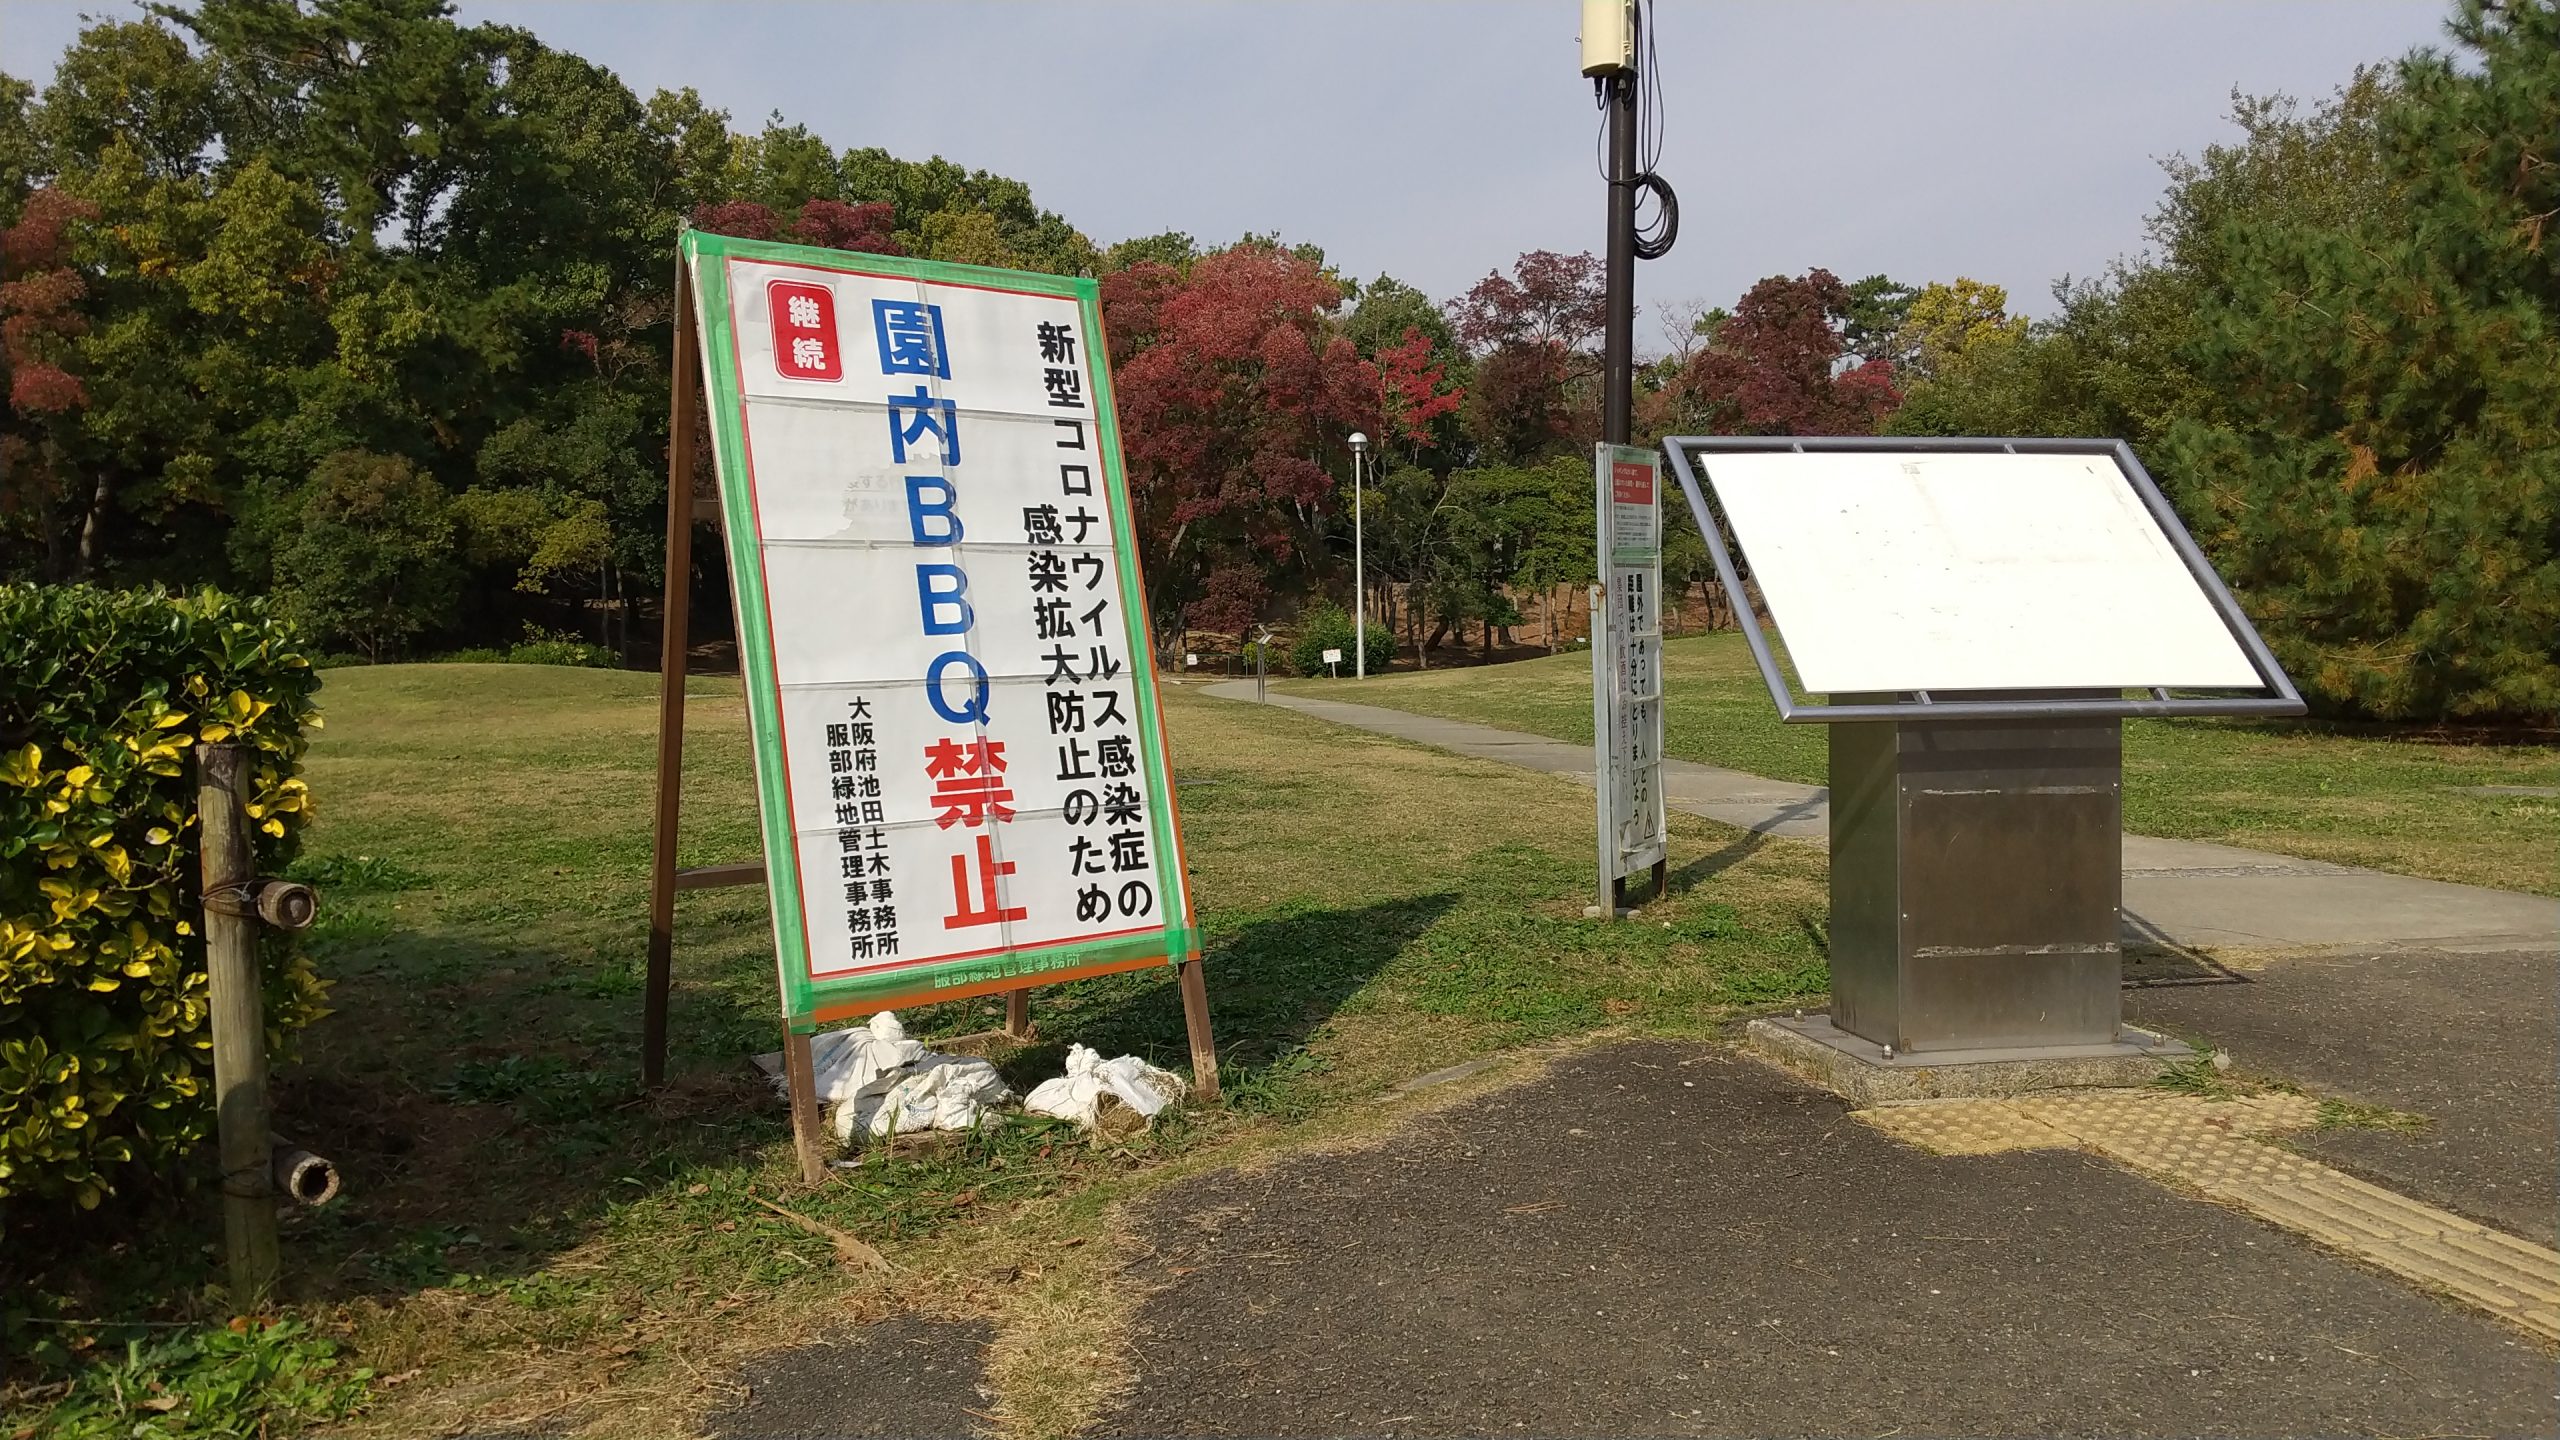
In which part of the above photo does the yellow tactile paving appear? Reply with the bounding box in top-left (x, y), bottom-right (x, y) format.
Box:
top-left (1856, 1089), bottom-right (2560, 1343)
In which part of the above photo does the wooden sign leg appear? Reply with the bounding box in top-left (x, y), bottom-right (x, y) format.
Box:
top-left (1177, 959), bottom-right (1220, 1103)
top-left (1004, 988), bottom-right (1031, 1039)
top-left (782, 1025), bottom-right (827, 1185)
top-left (642, 263), bottom-right (702, 1088)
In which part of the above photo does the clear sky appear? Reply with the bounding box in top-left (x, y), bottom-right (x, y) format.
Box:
top-left (2, 1), bottom-right (2453, 337)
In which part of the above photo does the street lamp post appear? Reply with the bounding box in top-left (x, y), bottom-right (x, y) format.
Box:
top-left (1349, 431), bottom-right (1369, 679)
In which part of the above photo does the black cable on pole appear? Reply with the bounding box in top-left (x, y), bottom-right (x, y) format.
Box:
top-left (1632, 174), bottom-right (1677, 261)
top-left (1628, 0), bottom-right (1678, 262)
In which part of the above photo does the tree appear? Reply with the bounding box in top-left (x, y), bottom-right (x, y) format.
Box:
top-left (1102, 243), bottom-right (1378, 652)
top-left (1449, 249), bottom-right (1606, 352)
top-left (1376, 326), bottom-right (1463, 450)
top-left (1838, 274), bottom-right (1917, 369)
top-left (0, 188), bottom-right (97, 579)
top-left (2, 0), bottom-right (1108, 632)
top-left (1446, 250), bottom-right (1606, 466)
top-left (0, 73), bottom-right (38, 225)
top-left (1101, 230), bottom-right (1198, 275)
top-left (839, 146), bottom-right (1097, 274)
top-left (1899, 278), bottom-right (2026, 379)
top-left (1675, 269), bottom-right (1901, 436)
top-left (2160, 0), bottom-right (2560, 721)
top-left (165, 0), bottom-right (518, 254)
top-left (1890, 72), bottom-right (2402, 451)
top-left (274, 449), bottom-right (461, 660)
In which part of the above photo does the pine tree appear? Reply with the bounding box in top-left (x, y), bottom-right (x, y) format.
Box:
top-left (2163, 0), bottom-right (2559, 722)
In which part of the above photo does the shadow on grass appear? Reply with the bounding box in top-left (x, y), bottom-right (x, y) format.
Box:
top-left (911, 893), bottom-right (1461, 1103)
top-left (2, 921), bottom-right (790, 1351)
top-left (1665, 827), bottom-right (1771, 896)
top-left (7, 887), bottom-right (1458, 1400)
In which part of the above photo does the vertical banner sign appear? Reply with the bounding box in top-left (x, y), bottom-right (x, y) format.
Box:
top-left (1592, 443), bottom-right (1667, 899)
top-left (681, 230), bottom-right (1198, 1023)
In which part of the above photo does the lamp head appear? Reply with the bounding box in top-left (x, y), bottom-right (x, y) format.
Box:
top-left (1348, 431), bottom-right (1369, 455)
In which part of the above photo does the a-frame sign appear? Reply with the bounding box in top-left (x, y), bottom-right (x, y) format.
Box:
top-left (639, 231), bottom-right (1218, 1178)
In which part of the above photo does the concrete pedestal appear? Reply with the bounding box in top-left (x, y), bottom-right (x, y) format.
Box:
top-left (1743, 1014), bottom-right (2191, 1104)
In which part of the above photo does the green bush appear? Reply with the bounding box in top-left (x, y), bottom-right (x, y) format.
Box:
top-left (433, 630), bottom-right (617, 669)
top-left (1288, 602), bottom-right (1397, 677)
top-left (0, 585), bottom-right (325, 1209)
top-left (504, 630), bottom-right (617, 668)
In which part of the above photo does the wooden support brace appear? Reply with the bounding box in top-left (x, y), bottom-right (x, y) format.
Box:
top-left (1178, 958), bottom-right (1220, 1103)
top-left (643, 260), bottom-right (703, 1088)
top-left (1005, 988), bottom-right (1031, 1039)
top-left (676, 861), bottom-right (765, 891)
top-left (781, 1025), bottom-right (827, 1186)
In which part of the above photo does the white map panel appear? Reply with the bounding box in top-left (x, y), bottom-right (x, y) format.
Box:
top-left (1697, 450), bottom-right (2262, 694)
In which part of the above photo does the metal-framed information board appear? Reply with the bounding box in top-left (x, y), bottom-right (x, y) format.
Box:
top-left (1592, 442), bottom-right (1667, 910)
top-left (1661, 436), bottom-right (2304, 723)
top-left (1660, 434), bottom-right (2303, 1062)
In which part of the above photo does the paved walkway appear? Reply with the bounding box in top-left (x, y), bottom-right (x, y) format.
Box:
top-left (708, 689), bottom-right (2556, 1438)
top-left (1098, 1042), bottom-right (2554, 1438)
top-left (2129, 946), bottom-right (2557, 1247)
top-left (1200, 682), bottom-right (2558, 955)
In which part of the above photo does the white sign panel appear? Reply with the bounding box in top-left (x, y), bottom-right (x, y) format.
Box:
top-left (683, 232), bottom-right (1198, 1019)
top-left (1696, 450), bottom-right (2261, 694)
top-left (1593, 443), bottom-right (1667, 890)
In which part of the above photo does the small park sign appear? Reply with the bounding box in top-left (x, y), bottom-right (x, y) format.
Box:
top-left (1592, 442), bottom-right (1667, 902)
top-left (680, 230), bottom-right (1199, 1023)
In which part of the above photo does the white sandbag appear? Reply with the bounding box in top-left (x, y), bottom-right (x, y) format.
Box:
top-left (843, 1055), bottom-right (1012, 1141)
top-left (1022, 1043), bottom-right (1189, 1131)
top-left (804, 1011), bottom-right (924, 1109)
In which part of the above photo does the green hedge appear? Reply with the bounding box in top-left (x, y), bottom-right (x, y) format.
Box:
top-left (0, 586), bottom-right (324, 1208)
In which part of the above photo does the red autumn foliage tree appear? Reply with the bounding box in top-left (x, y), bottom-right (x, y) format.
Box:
top-left (1103, 243), bottom-right (1381, 649)
top-left (1449, 249), bottom-right (1607, 351)
top-left (787, 199), bottom-right (901, 255)
top-left (686, 198), bottom-right (902, 255)
top-left (0, 189), bottom-right (98, 568)
top-left (1678, 269), bottom-right (1902, 435)
top-left (1377, 326), bottom-right (1462, 445)
top-left (1448, 249), bottom-right (1606, 462)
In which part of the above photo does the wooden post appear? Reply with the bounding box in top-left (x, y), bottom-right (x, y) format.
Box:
top-left (781, 1025), bottom-right (827, 1185)
top-left (643, 260), bottom-right (702, 1088)
top-left (1177, 958), bottom-right (1220, 1102)
top-left (198, 743), bottom-right (278, 1308)
top-left (1004, 988), bottom-right (1030, 1039)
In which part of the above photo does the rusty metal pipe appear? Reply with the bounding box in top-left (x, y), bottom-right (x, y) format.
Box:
top-left (269, 1134), bottom-right (340, 1207)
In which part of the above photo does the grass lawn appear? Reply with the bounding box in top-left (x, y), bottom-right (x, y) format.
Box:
top-left (1277, 632), bottom-right (2560, 897)
top-left (7, 663), bottom-right (1828, 1439)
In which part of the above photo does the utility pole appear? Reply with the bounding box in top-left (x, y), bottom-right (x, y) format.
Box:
top-left (1596, 5), bottom-right (1638, 447)
top-left (1350, 431), bottom-right (1369, 679)
top-left (1584, 0), bottom-right (1674, 915)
